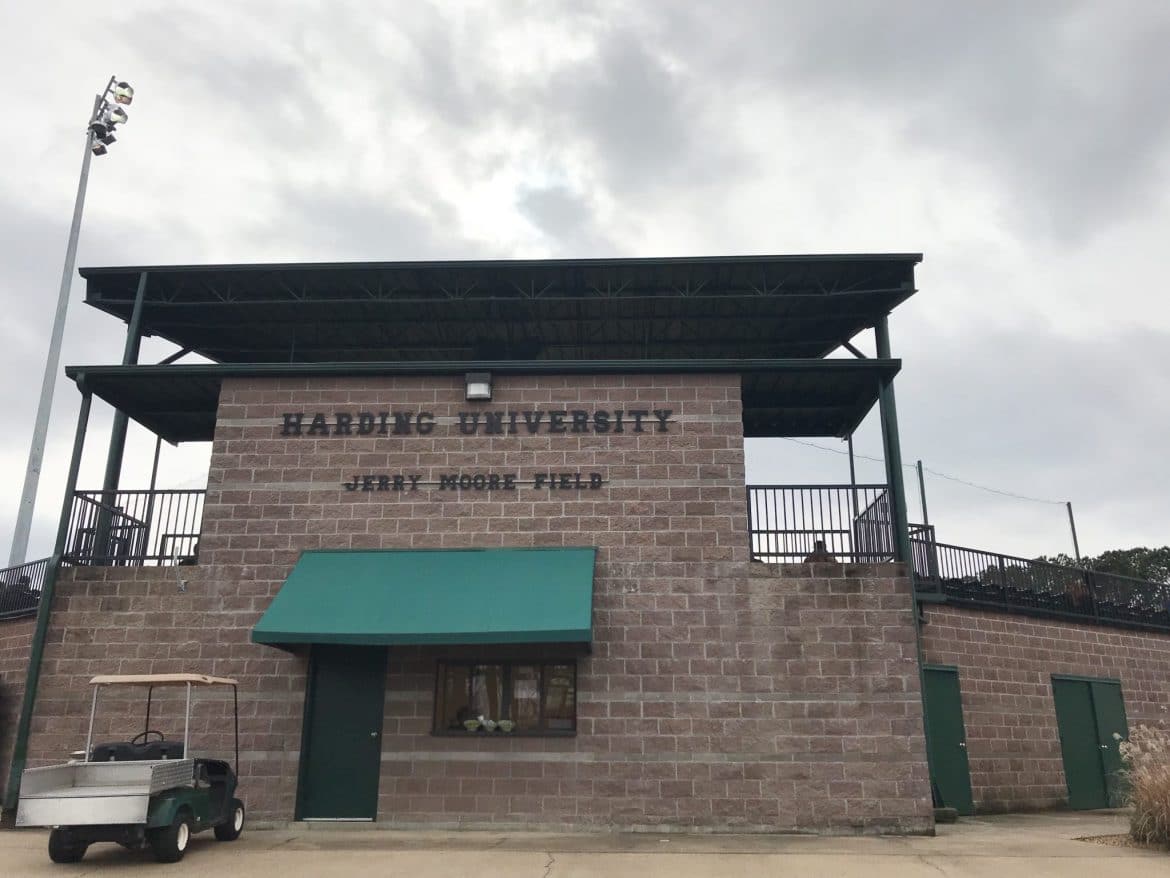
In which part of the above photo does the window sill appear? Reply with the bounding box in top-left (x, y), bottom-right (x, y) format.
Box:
top-left (431, 729), bottom-right (576, 739)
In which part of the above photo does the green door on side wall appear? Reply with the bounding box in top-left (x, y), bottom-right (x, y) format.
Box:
top-left (923, 666), bottom-right (974, 815)
top-left (1051, 676), bottom-right (1130, 809)
top-left (298, 645), bottom-right (387, 820)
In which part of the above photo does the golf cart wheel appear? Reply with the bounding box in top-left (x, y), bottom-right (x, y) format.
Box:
top-left (48, 828), bottom-right (88, 863)
top-left (214, 799), bottom-right (245, 841)
top-left (149, 810), bottom-right (192, 863)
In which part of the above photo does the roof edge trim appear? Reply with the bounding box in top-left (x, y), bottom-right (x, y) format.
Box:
top-left (65, 358), bottom-right (902, 380)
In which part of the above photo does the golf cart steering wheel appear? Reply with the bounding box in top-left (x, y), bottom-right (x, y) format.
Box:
top-left (131, 729), bottom-right (165, 744)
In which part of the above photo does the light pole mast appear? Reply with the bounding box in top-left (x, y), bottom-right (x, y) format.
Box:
top-left (8, 77), bottom-right (134, 567)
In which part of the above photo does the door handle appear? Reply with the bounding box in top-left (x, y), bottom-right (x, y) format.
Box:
top-left (1099, 744), bottom-right (1108, 750)
top-left (958, 742), bottom-right (966, 748)
top-left (370, 732), bottom-right (378, 738)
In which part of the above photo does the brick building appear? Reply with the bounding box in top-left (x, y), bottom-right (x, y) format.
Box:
top-left (2, 255), bottom-right (1167, 832)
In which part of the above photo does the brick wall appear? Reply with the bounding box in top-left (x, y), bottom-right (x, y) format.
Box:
top-left (0, 616), bottom-right (35, 802)
top-left (23, 373), bottom-right (932, 832)
top-left (377, 562), bottom-right (931, 832)
top-left (921, 604), bottom-right (1170, 811)
top-left (25, 566), bottom-right (305, 819)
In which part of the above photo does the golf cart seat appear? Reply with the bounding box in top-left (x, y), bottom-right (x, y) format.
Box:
top-left (91, 740), bottom-right (185, 762)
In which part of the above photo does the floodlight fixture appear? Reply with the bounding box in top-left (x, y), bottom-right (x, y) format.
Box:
top-left (465, 372), bottom-right (492, 401)
top-left (10, 73), bottom-right (137, 568)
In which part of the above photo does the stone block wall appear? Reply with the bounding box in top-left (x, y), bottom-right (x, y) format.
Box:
top-left (20, 373), bottom-right (933, 832)
top-left (377, 562), bottom-right (931, 832)
top-left (921, 604), bottom-right (1170, 811)
top-left (25, 566), bottom-right (305, 819)
top-left (0, 616), bottom-right (35, 803)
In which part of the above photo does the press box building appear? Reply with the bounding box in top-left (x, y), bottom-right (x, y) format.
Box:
top-left (3, 254), bottom-right (1168, 831)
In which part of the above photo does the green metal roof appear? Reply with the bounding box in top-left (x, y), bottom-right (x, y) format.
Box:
top-left (251, 547), bottom-right (596, 647)
top-left (65, 358), bottom-right (901, 443)
top-left (79, 254), bottom-right (920, 364)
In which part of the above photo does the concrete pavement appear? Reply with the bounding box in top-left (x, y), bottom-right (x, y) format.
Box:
top-left (0, 811), bottom-right (1164, 876)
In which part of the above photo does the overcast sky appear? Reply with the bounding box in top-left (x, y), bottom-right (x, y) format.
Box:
top-left (2, 0), bottom-right (1168, 563)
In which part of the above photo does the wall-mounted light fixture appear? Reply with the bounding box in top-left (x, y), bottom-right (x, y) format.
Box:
top-left (465, 372), bottom-right (492, 401)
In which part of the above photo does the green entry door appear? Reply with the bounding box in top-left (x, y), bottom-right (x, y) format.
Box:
top-left (298, 645), bottom-right (387, 820)
top-left (1052, 676), bottom-right (1130, 809)
top-left (923, 666), bottom-right (974, 815)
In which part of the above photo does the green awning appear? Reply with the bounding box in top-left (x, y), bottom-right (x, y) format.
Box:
top-left (251, 547), bottom-right (595, 646)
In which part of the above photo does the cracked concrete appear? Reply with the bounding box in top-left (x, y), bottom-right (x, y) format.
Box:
top-left (0, 812), bottom-right (1164, 876)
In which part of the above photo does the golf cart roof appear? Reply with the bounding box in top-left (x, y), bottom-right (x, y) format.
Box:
top-left (89, 673), bottom-right (238, 687)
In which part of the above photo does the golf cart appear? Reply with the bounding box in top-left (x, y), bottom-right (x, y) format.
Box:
top-left (17, 673), bottom-right (245, 863)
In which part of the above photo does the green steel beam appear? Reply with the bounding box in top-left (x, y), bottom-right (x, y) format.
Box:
top-left (100, 271), bottom-right (148, 495)
top-left (4, 378), bottom-right (92, 812)
top-left (874, 315), bottom-right (937, 827)
top-left (874, 322), bottom-right (912, 566)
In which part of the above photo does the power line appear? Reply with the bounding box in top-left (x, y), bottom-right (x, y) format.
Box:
top-left (779, 437), bottom-right (1066, 506)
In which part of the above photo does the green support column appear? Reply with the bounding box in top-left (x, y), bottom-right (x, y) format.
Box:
top-left (875, 315), bottom-right (937, 818)
top-left (100, 270), bottom-right (148, 494)
top-left (4, 379), bottom-right (93, 813)
top-left (875, 316), bottom-right (913, 566)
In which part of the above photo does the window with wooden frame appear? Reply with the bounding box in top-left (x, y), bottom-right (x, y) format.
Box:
top-left (433, 661), bottom-right (576, 735)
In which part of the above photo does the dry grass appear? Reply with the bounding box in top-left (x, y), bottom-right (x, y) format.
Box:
top-left (1120, 724), bottom-right (1170, 848)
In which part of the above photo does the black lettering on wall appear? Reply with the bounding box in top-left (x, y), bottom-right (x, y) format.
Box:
top-left (522, 411), bottom-right (544, 433)
top-left (653, 409), bottom-right (672, 433)
top-left (570, 410), bottom-right (589, 433)
top-left (458, 412), bottom-right (480, 435)
top-left (417, 412), bottom-right (435, 434)
top-left (357, 412), bottom-right (375, 435)
top-left (483, 412), bottom-right (505, 434)
top-left (281, 413), bottom-right (304, 436)
top-left (392, 412), bottom-right (413, 435)
top-left (629, 410), bottom-right (649, 433)
top-left (308, 414), bottom-right (329, 436)
top-left (548, 411), bottom-right (567, 433)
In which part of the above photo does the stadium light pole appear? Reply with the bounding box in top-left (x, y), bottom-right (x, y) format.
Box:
top-left (7, 77), bottom-right (135, 567)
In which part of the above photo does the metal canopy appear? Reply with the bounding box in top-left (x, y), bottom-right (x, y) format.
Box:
top-left (79, 254), bottom-right (920, 364)
top-left (65, 358), bottom-right (900, 443)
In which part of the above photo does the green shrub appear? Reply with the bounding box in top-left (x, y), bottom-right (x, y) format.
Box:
top-left (1119, 724), bottom-right (1170, 847)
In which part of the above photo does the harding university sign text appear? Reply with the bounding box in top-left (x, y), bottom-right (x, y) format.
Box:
top-left (280, 408), bottom-right (673, 436)
top-left (278, 408), bottom-right (673, 493)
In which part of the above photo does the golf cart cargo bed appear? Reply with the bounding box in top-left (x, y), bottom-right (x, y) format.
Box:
top-left (18, 760), bottom-right (194, 827)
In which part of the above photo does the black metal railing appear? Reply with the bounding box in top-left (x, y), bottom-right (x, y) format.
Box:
top-left (0, 557), bottom-right (49, 620)
top-left (64, 490), bottom-right (205, 566)
top-left (747, 484), bottom-right (895, 563)
top-left (911, 539), bottom-right (1170, 631)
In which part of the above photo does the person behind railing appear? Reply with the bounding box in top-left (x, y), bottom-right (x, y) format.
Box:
top-left (1067, 578), bottom-right (1093, 613)
top-left (0, 574), bottom-right (37, 614)
top-left (177, 540), bottom-right (200, 566)
top-left (803, 539), bottom-right (838, 563)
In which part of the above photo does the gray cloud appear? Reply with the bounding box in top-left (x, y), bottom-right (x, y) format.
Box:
top-left (2, 1), bottom-right (1169, 566)
top-left (264, 184), bottom-right (478, 262)
top-left (516, 185), bottom-right (615, 255)
top-left (657, 1), bottom-right (1170, 241)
